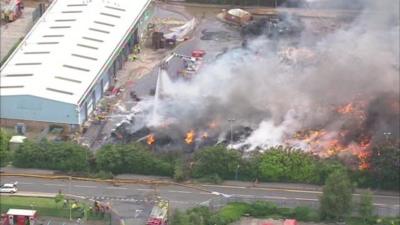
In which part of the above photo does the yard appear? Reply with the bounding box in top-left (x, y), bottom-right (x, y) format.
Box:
top-left (0, 196), bottom-right (106, 221)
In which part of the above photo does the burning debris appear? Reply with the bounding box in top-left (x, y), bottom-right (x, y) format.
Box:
top-left (109, 0), bottom-right (399, 171)
top-left (241, 13), bottom-right (304, 38)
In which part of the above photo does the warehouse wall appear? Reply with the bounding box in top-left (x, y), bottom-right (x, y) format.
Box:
top-left (0, 95), bottom-right (79, 124)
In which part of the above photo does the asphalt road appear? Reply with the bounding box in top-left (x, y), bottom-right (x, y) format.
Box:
top-left (1, 176), bottom-right (399, 219)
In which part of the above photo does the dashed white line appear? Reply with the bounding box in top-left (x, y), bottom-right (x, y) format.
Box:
top-left (106, 186), bottom-right (128, 190)
top-left (202, 184), bottom-right (246, 189)
top-left (235, 194), bottom-right (254, 197)
top-left (295, 197), bottom-right (318, 201)
top-left (262, 196), bottom-right (288, 200)
top-left (168, 190), bottom-right (192, 194)
top-left (136, 188), bottom-right (153, 191)
top-left (44, 184), bottom-right (65, 187)
top-left (74, 185), bottom-right (97, 189)
top-left (17, 182), bottom-right (33, 185)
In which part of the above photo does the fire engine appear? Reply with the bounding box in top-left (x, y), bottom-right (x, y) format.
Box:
top-left (146, 199), bottom-right (169, 225)
top-left (161, 50), bottom-right (206, 79)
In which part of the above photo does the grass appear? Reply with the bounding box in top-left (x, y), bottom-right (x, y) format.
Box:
top-left (0, 196), bottom-right (104, 220)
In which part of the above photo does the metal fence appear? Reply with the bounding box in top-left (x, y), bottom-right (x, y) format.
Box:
top-left (206, 196), bottom-right (400, 217)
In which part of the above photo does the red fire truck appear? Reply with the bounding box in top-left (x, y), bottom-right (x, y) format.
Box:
top-left (146, 199), bottom-right (169, 225)
top-left (2, 209), bottom-right (37, 225)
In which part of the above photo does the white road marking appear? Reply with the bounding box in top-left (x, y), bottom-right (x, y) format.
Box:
top-left (373, 203), bottom-right (400, 207)
top-left (262, 196), bottom-right (288, 200)
top-left (44, 184), bottom-right (65, 187)
top-left (74, 185), bottom-right (97, 189)
top-left (106, 186), bottom-right (128, 190)
top-left (17, 182), bottom-right (33, 185)
top-left (202, 184), bottom-right (246, 189)
top-left (235, 194), bottom-right (254, 197)
top-left (168, 190), bottom-right (192, 194)
top-left (295, 197), bottom-right (318, 201)
top-left (136, 188), bottom-right (153, 191)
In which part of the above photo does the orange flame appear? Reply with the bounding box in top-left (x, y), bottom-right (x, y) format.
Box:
top-left (337, 103), bottom-right (354, 114)
top-left (208, 121), bottom-right (218, 129)
top-left (185, 130), bottom-right (195, 144)
top-left (147, 134), bottom-right (155, 145)
top-left (357, 151), bottom-right (371, 170)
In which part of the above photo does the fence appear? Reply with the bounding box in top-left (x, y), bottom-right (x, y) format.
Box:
top-left (206, 195), bottom-right (400, 217)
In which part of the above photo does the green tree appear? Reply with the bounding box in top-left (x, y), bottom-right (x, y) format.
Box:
top-left (0, 129), bottom-right (12, 167)
top-left (359, 189), bottom-right (374, 221)
top-left (257, 146), bottom-right (318, 183)
top-left (95, 144), bottom-right (173, 176)
top-left (368, 145), bottom-right (400, 190)
top-left (13, 140), bottom-right (89, 172)
top-left (192, 145), bottom-right (241, 179)
top-left (173, 158), bottom-right (187, 182)
top-left (320, 170), bottom-right (353, 221)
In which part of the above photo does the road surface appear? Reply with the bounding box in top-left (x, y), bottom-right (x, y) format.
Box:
top-left (1, 176), bottom-right (399, 224)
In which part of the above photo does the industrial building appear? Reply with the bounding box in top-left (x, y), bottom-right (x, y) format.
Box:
top-left (0, 0), bottom-right (154, 131)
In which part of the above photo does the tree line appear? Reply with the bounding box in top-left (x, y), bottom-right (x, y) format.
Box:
top-left (0, 129), bottom-right (399, 190)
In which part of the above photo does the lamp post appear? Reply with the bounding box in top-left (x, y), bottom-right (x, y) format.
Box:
top-left (235, 164), bottom-right (240, 181)
top-left (383, 132), bottom-right (392, 142)
top-left (69, 176), bottom-right (72, 221)
top-left (228, 118), bottom-right (236, 147)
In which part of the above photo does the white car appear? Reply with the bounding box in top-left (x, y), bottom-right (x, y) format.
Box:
top-left (0, 182), bottom-right (18, 193)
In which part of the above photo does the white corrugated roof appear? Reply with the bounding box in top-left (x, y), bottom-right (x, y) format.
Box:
top-left (0, 0), bottom-right (151, 105)
top-left (7, 209), bottom-right (37, 216)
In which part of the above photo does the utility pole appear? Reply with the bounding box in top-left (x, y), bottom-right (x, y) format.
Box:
top-left (69, 176), bottom-right (72, 221)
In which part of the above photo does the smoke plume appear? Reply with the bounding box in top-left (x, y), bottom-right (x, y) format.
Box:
top-left (135, 0), bottom-right (399, 152)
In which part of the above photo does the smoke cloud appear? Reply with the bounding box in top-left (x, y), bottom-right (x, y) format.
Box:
top-left (135, 0), bottom-right (399, 152)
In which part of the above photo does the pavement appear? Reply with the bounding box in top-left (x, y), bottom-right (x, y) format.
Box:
top-left (0, 7), bottom-right (35, 62)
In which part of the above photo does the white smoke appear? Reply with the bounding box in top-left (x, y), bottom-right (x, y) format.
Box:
top-left (132, 0), bottom-right (399, 151)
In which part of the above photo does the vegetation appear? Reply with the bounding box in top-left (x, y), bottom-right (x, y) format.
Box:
top-left (171, 202), bottom-right (399, 225)
top-left (0, 129), bottom-right (12, 167)
top-left (0, 196), bottom-right (103, 220)
top-left (7, 138), bottom-right (399, 191)
top-left (13, 139), bottom-right (90, 172)
top-left (359, 190), bottom-right (374, 222)
top-left (320, 170), bottom-right (353, 221)
top-left (95, 144), bottom-right (173, 176)
top-left (192, 145), bottom-right (242, 180)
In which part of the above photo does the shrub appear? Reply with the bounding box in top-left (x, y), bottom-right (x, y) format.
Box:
top-left (192, 145), bottom-right (241, 179)
top-left (293, 206), bottom-right (318, 221)
top-left (248, 201), bottom-right (278, 217)
top-left (13, 140), bottom-right (89, 172)
top-left (198, 174), bottom-right (223, 184)
top-left (95, 144), bottom-right (173, 176)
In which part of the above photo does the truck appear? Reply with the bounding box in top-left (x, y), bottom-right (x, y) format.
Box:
top-left (146, 199), bottom-right (169, 225)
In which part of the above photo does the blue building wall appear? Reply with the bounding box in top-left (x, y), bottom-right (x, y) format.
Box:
top-left (0, 95), bottom-right (79, 124)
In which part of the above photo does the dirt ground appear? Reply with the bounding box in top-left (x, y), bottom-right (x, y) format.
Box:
top-left (232, 218), bottom-right (331, 225)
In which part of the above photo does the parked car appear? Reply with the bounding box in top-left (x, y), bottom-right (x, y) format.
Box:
top-left (0, 182), bottom-right (18, 193)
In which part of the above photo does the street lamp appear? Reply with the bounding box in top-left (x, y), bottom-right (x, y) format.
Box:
top-left (69, 176), bottom-right (72, 221)
top-left (235, 164), bottom-right (240, 181)
top-left (228, 118), bottom-right (236, 147)
top-left (383, 132), bottom-right (392, 142)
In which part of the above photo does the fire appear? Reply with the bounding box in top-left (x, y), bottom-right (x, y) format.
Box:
top-left (337, 103), bottom-right (354, 114)
top-left (147, 134), bottom-right (155, 145)
top-left (185, 130), bottom-right (195, 144)
top-left (357, 151), bottom-right (371, 170)
top-left (208, 121), bottom-right (218, 129)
